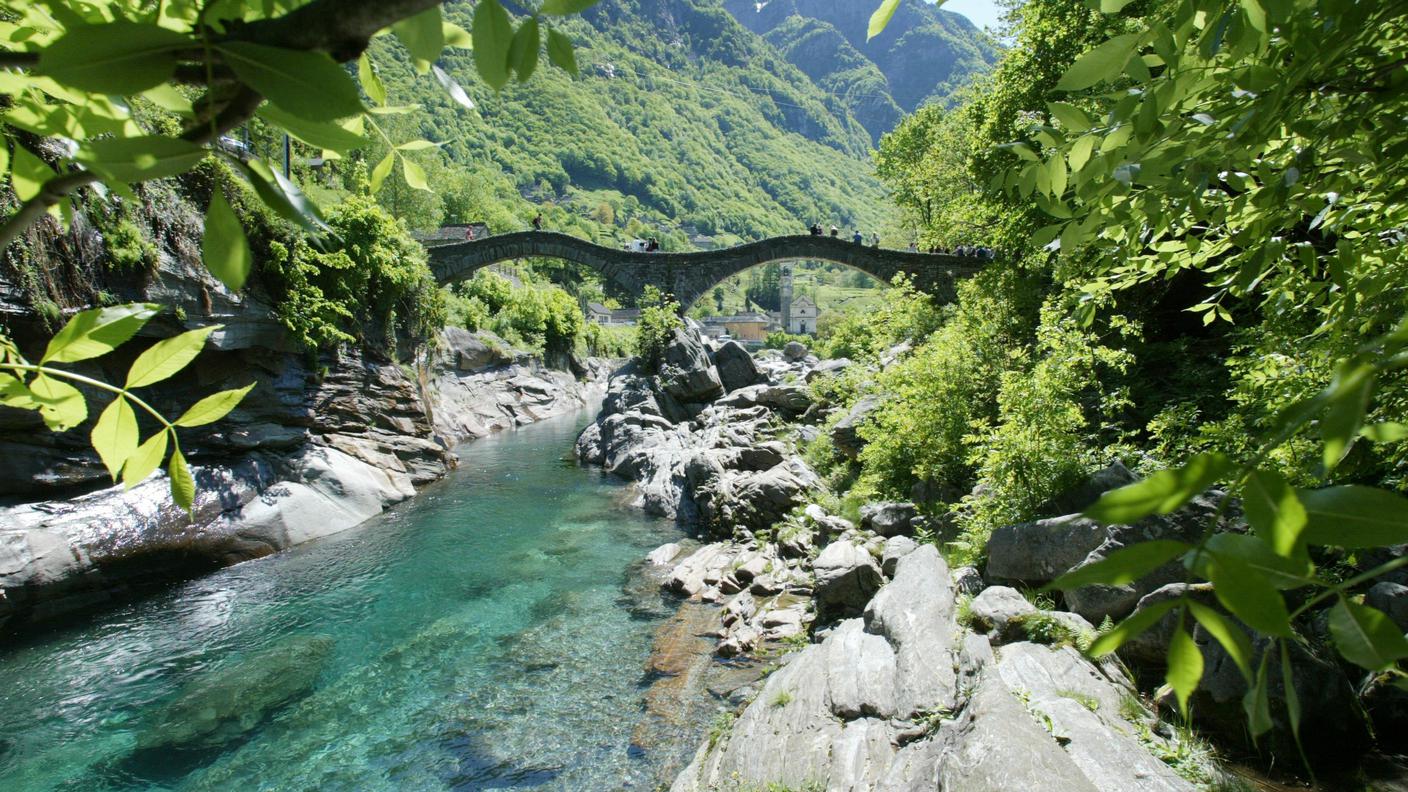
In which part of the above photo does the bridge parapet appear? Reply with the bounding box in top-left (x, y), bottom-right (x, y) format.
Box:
top-left (425, 232), bottom-right (984, 307)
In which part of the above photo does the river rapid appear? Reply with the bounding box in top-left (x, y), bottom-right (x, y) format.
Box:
top-left (0, 409), bottom-right (689, 791)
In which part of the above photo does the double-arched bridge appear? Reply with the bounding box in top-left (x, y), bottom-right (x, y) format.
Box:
top-left (425, 232), bottom-right (984, 308)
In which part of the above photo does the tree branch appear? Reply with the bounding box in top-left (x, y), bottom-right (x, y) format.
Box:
top-left (0, 86), bottom-right (263, 252)
top-left (0, 51), bottom-right (39, 68)
top-left (226, 0), bottom-right (443, 62)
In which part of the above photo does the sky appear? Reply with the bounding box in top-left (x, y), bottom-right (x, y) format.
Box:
top-left (932, 0), bottom-right (1006, 32)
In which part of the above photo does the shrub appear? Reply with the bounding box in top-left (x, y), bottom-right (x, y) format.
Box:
top-left (634, 285), bottom-right (682, 368)
top-left (260, 193), bottom-right (444, 353)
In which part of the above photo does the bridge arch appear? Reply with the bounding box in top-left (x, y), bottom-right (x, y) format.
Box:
top-left (425, 231), bottom-right (984, 308)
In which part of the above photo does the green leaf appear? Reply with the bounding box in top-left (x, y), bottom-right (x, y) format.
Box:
top-left (42, 303), bottom-right (160, 364)
top-left (0, 374), bottom-right (35, 409)
top-left (1207, 552), bottom-right (1292, 637)
top-left (126, 325), bottom-right (220, 389)
top-left (37, 21), bottom-right (188, 95)
top-left (370, 152), bottom-right (395, 193)
top-left (473, 0), bottom-right (514, 90)
top-left (396, 140), bottom-right (441, 152)
top-left (1328, 598), bottom-right (1408, 670)
top-left (1202, 533), bottom-right (1313, 590)
top-left (1243, 653), bottom-right (1273, 739)
top-left (1242, 468), bottom-right (1308, 557)
top-left (868, 0), bottom-right (902, 40)
top-left (432, 64), bottom-right (475, 109)
top-left (1048, 540), bottom-right (1189, 590)
top-left (90, 395), bottom-right (138, 481)
top-left (11, 147), bottom-right (55, 202)
top-left (1322, 368), bottom-right (1373, 472)
top-left (541, 0), bottom-right (601, 14)
top-left (219, 41), bottom-right (364, 122)
top-left (443, 21), bottom-right (473, 48)
top-left (202, 189), bottom-right (252, 292)
top-left (1362, 422), bottom-right (1408, 443)
top-left (1280, 643), bottom-right (1302, 746)
top-left (1089, 599), bottom-right (1178, 657)
top-left (176, 383), bottom-right (255, 428)
top-left (1189, 601), bottom-right (1254, 681)
top-left (1166, 625), bottom-right (1204, 716)
top-left (169, 446), bottom-right (195, 512)
top-left (393, 5), bottom-right (444, 72)
top-left (401, 156), bottom-right (431, 192)
top-left (359, 55), bottom-right (387, 106)
top-left (1299, 486), bottom-right (1408, 548)
top-left (508, 16), bottom-right (540, 82)
top-left (1101, 0), bottom-right (1136, 11)
top-left (257, 105), bottom-right (366, 152)
top-left (76, 135), bottom-right (206, 183)
top-left (29, 374), bottom-right (87, 431)
top-left (1047, 101), bottom-right (1093, 133)
top-left (235, 158), bottom-right (329, 233)
top-left (1057, 33), bottom-right (1142, 92)
top-left (123, 429), bottom-right (168, 489)
top-left (1084, 452), bottom-right (1231, 524)
top-left (547, 29), bottom-right (578, 77)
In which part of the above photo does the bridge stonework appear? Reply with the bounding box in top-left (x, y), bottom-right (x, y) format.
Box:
top-left (425, 232), bottom-right (983, 308)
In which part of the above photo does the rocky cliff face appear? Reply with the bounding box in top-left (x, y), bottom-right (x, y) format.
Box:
top-left (0, 205), bottom-right (606, 635)
top-left (723, 0), bottom-right (1000, 141)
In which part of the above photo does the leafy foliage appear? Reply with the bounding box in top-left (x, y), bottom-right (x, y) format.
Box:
top-left (633, 286), bottom-right (683, 369)
top-left (0, 305), bottom-right (249, 508)
top-left (862, 0), bottom-right (1408, 751)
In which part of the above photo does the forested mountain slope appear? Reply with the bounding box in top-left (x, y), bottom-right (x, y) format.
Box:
top-left (723, 0), bottom-right (999, 141)
top-left (331, 0), bottom-right (912, 247)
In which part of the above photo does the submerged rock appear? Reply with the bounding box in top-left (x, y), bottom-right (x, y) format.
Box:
top-left (136, 634), bottom-right (334, 750)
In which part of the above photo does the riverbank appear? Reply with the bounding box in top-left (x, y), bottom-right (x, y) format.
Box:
top-left (577, 327), bottom-right (1268, 791)
top-left (0, 324), bottom-right (611, 634)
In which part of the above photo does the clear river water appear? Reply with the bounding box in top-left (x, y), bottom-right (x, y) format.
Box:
top-left (0, 410), bottom-right (690, 791)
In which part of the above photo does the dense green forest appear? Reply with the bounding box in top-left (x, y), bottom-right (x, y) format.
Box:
top-left (723, 0), bottom-right (1000, 141)
top-left (248, 0), bottom-right (907, 250)
top-left (799, 0), bottom-right (1408, 775)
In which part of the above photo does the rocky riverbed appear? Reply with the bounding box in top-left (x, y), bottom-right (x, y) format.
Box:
top-left (579, 327), bottom-right (1276, 791)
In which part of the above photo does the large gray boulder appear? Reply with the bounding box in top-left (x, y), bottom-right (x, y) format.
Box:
top-left (711, 340), bottom-right (762, 392)
top-left (864, 545), bottom-right (958, 718)
top-left (967, 585), bottom-right (1037, 641)
top-left (814, 540), bottom-right (883, 617)
top-left (783, 340), bottom-right (808, 361)
top-left (987, 491), bottom-right (1230, 622)
top-left (860, 501), bottom-right (918, 537)
top-left (805, 357), bottom-right (853, 383)
top-left (1367, 581), bottom-right (1408, 632)
top-left (137, 634), bottom-right (334, 750)
top-left (830, 394), bottom-right (881, 460)
top-left (437, 327), bottom-right (512, 372)
top-left (659, 328), bottom-right (724, 404)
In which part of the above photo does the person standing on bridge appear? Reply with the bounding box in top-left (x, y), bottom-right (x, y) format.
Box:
top-left (829, 225), bottom-right (839, 238)
top-left (852, 230), bottom-right (863, 244)
top-left (871, 233), bottom-right (880, 248)
top-left (532, 213), bottom-right (543, 231)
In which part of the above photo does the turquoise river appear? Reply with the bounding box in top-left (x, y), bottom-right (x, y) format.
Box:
top-left (0, 409), bottom-right (695, 791)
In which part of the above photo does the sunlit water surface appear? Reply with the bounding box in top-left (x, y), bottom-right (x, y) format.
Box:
top-left (0, 410), bottom-right (686, 791)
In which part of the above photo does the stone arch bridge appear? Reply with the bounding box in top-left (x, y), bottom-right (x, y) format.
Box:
top-left (425, 232), bottom-right (984, 308)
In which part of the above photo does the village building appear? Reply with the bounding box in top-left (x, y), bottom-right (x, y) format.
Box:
top-left (585, 302), bottom-right (612, 325)
top-left (703, 312), bottom-right (773, 342)
top-left (787, 294), bottom-right (817, 334)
